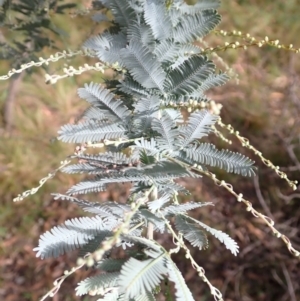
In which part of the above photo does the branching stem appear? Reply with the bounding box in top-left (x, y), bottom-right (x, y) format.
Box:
top-left (159, 212), bottom-right (224, 301)
top-left (39, 186), bottom-right (155, 301)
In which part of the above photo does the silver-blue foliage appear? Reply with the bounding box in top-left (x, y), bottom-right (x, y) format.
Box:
top-left (35, 0), bottom-right (257, 299)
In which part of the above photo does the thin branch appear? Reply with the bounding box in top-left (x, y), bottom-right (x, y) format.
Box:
top-left (0, 50), bottom-right (95, 80)
top-left (217, 119), bottom-right (298, 190)
top-left (276, 188), bottom-right (300, 203)
top-left (253, 175), bottom-right (274, 219)
top-left (159, 211), bottom-right (224, 301)
top-left (147, 186), bottom-right (157, 240)
top-left (200, 169), bottom-right (300, 258)
top-left (281, 262), bottom-right (297, 301)
top-left (13, 159), bottom-right (71, 202)
top-left (285, 144), bottom-right (300, 171)
top-left (271, 268), bottom-right (287, 289)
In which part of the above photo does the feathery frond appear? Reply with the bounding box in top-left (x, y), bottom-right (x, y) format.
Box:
top-left (164, 56), bottom-right (215, 96)
top-left (58, 120), bottom-right (126, 143)
top-left (166, 259), bottom-right (195, 301)
top-left (179, 110), bottom-right (218, 147)
top-left (144, 0), bottom-right (172, 41)
top-left (62, 162), bottom-right (106, 174)
top-left (74, 151), bottom-right (132, 166)
top-left (154, 41), bottom-right (181, 64)
top-left (97, 290), bottom-right (120, 301)
top-left (97, 259), bottom-right (127, 272)
top-left (175, 215), bottom-right (208, 250)
top-left (118, 76), bottom-right (151, 97)
top-left (122, 235), bottom-right (163, 252)
top-left (188, 216), bottom-right (239, 256)
top-left (154, 41), bottom-right (200, 69)
top-left (78, 106), bottom-right (106, 122)
top-left (66, 173), bottom-right (152, 195)
top-left (118, 255), bottom-right (168, 298)
top-left (133, 138), bottom-right (159, 156)
top-left (78, 231), bottom-right (112, 257)
top-left (134, 95), bottom-right (160, 114)
top-left (34, 216), bottom-right (113, 259)
top-left (183, 143), bottom-right (256, 176)
top-left (139, 209), bottom-right (166, 233)
top-left (132, 96), bottom-right (160, 134)
top-left (127, 22), bottom-right (155, 52)
top-left (100, 0), bottom-right (136, 27)
top-left (52, 194), bottom-right (127, 219)
top-left (120, 39), bottom-right (166, 90)
top-left (162, 202), bottom-right (213, 215)
top-left (76, 272), bottom-right (120, 296)
top-left (83, 32), bottom-right (127, 64)
top-left (147, 194), bottom-right (171, 212)
top-left (141, 161), bottom-right (191, 179)
top-left (164, 108), bottom-right (183, 123)
top-left (156, 180), bottom-right (191, 195)
top-left (169, 44), bottom-right (202, 70)
top-left (67, 179), bottom-right (106, 195)
top-left (128, 0), bottom-right (144, 13)
top-left (198, 72), bottom-right (229, 93)
top-left (152, 112), bottom-right (179, 153)
top-left (78, 82), bottom-right (131, 121)
top-left (134, 291), bottom-right (156, 301)
top-left (173, 10), bottom-right (221, 43)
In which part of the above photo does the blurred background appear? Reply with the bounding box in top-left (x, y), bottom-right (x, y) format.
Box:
top-left (0, 1), bottom-right (299, 300)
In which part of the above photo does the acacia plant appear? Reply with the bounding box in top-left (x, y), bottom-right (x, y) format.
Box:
top-left (8, 0), bottom-right (300, 300)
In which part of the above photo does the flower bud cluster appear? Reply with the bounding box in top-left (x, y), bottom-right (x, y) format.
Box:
top-left (0, 49), bottom-right (96, 80)
top-left (208, 30), bottom-right (300, 54)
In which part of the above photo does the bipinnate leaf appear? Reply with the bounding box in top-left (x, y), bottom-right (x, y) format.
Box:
top-left (147, 194), bottom-right (171, 212)
top-left (33, 216), bottom-right (112, 259)
top-left (179, 110), bottom-right (218, 147)
top-left (134, 138), bottom-right (159, 156)
top-left (120, 39), bottom-right (166, 91)
top-left (83, 32), bottom-right (127, 64)
top-left (188, 216), bottom-right (239, 256)
top-left (166, 258), bottom-right (195, 301)
top-left (144, 0), bottom-right (172, 41)
top-left (183, 143), bottom-right (256, 176)
top-left (58, 120), bottom-right (126, 144)
top-left (78, 82), bottom-right (131, 120)
top-left (173, 10), bottom-right (221, 43)
top-left (152, 112), bottom-right (179, 153)
top-left (100, 0), bottom-right (136, 27)
top-left (97, 259), bottom-right (127, 272)
top-left (118, 255), bottom-right (168, 298)
top-left (163, 201), bottom-right (213, 215)
top-left (127, 22), bottom-right (155, 51)
top-left (165, 56), bottom-right (215, 96)
top-left (139, 209), bottom-right (166, 233)
top-left (193, 72), bottom-right (229, 95)
top-left (175, 215), bottom-right (208, 250)
top-left (76, 272), bottom-right (120, 296)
